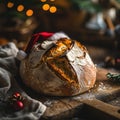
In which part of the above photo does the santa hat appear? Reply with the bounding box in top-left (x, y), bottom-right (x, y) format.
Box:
top-left (17, 32), bottom-right (69, 61)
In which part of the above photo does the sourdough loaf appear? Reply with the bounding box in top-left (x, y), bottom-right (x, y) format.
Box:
top-left (20, 36), bottom-right (96, 96)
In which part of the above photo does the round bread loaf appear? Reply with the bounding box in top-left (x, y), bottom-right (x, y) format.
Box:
top-left (20, 37), bottom-right (96, 96)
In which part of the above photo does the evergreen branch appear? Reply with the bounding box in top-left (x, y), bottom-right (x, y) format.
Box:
top-left (106, 72), bottom-right (120, 82)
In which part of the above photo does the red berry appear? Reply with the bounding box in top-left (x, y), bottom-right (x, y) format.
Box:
top-left (116, 58), bottom-right (120, 63)
top-left (13, 92), bottom-right (21, 98)
top-left (13, 101), bottom-right (24, 111)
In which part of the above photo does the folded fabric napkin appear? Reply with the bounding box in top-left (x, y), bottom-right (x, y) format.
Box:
top-left (0, 42), bottom-right (46, 120)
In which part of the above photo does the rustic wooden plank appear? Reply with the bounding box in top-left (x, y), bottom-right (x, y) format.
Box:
top-left (20, 66), bottom-right (120, 120)
top-left (40, 67), bottom-right (120, 120)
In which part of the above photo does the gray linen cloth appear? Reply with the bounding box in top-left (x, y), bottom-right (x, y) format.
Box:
top-left (0, 42), bottom-right (46, 120)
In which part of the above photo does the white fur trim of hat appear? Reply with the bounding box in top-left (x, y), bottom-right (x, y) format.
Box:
top-left (41, 32), bottom-right (70, 49)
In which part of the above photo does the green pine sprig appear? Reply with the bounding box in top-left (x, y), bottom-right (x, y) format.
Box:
top-left (106, 73), bottom-right (120, 83)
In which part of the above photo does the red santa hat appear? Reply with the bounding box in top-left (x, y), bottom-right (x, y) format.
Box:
top-left (17, 31), bottom-right (69, 61)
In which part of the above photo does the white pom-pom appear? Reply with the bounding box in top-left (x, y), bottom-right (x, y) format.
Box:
top-left (48, 32), bottom-right (70, 41)
top-left (16, 50), bottom-right (27, 61)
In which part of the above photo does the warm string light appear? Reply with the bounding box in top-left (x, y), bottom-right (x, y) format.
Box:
top-left (41, 0), bottom-right (55, 2)
top-left (7, 2), bottom-right (34, 16)
top-left (42, 4), bottom-right (57, 13)
top-left (17, 5), bottom-right (24, 12)
top-left (7, 2), bottom-right (14, 8)
top-left (42, 4), bottom-right (50, 11)
top-left (7, 0), bottom-right (57, 16)
top-left (26, 9), bottom-right (33, 16)
top-left (42, 2), bottom-right (57, 13)
top-left (49, 6), bottom-right (57, 13)
top-left (40, 0), bottom-right (47, 2)
top-left (41, 0), bottom-right (57, 13)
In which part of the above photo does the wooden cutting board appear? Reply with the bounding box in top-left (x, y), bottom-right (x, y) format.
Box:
top-left (35, 67), bottom-right (120, 120)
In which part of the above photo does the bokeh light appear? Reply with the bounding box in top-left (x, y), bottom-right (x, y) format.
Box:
top-left (49, 6), bottom-right (57, 13)
top-left (7, 2), bottom-right (14, 8)
top-left (17, 5), bottom-right (24, 12)
top-left (26, 9), bottom-right (33, 16)
top-left (42, 4), bottom-right (50, 11)
top-left (40, 0), bottom-right (47, 2)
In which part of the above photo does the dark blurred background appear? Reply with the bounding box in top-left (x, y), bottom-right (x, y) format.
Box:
top-left (0, 0), bottom-right (120, 51)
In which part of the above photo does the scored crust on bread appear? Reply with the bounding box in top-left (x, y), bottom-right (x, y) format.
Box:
top-left (20, 38), bottom-right (96, 96)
